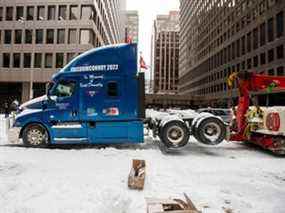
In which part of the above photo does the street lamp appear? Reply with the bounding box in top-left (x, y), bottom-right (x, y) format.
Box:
top-left (18, 18), bottom-right (34, 100)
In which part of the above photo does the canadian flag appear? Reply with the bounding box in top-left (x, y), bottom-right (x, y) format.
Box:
top-left (140, 55), bottom-right (148, 70)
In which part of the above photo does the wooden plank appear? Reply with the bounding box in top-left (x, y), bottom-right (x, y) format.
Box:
top-left (183, 193), bottom-right (199, 211)
top-left (146, 195), bottom-right (201, 213)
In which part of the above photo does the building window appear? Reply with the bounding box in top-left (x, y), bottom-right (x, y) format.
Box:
top-left (253, 28), bottom-right (258, 49)
top-left (67, 53), bottom-right (76, 62)
top-left (260, 22), bottom-right (266, 46)
top-left (68, 29), bottom-right (77, 44)
top-left (268, 49), bottom-right (274, 62)
top-left (242, 61), bottom-right (245, 70)
top-left (277, 11), bottom-right (284, 38)
top-left (15, 30), bottom-right (22, 44)
top-left (237, 63), bottom-right (241, 72)
top-left (3, 53), bottom-right (10, 68)
top-left (253, 56), bottom-right (258, 67)
top-left (16, 6), bottom-right (24, 21)
top-left (267, 18), bottom-right (274, 42)
top-left (58, 6), bottom-right (67, 20)
top-left (37, 6), bottom-right (45, 20)
top-left (268, 69), bottom-right (274, 75)
top-left (81, 6), bottom-right (93, 20)
top-left (4, 30), bottom-right (12, 44)
top-left (46, 29), bottom-right (54, 44)
top-left (27, 6), bottom-right (34, 21)
top-left (36, 29), bottom-right (43, 44)
top-left (80, 29), bottom-right (93, 44)
top-left (247, 32), bottom-right (251, 52)
top-left (277, 67), bottom-right (284, 76)
top-left (241, 36), bottom-right (246, 55)
top-left (24, 53), bottom-right (31, 68)
top-left (34, 53), bottom-right (42, 68)
top-left (236, 39), bottom-right (240, 57)
top-left (70, 5), bottom-right (79, 20)
top-left (247, 58), bottom-right (252, 69)
top-left (259, 1), bottom-right (265, 15)
top-left (6, 7), bottom-right (13, 21)
top-left (57, 29), bottom-right (65, 44)
top-left (45, 53), bottom-right (53, 68)
top-left (25, 30), bottom-right (33, 44)
top-left (48, 6), bottom-right (55, 20)
top-left (277, 45), bottom-right (284, 59)
top-left (56, 53), bottom-right (64, 68)
top-left (0, 7), bottom-right (3, 21)
top-left (260, 53), bottom-right (266, 65)
top-left (13, 53), bottom-right (21, 68)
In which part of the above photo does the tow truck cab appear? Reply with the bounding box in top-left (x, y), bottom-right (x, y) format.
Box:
top-left (13, 44), bottom-right (145, 145)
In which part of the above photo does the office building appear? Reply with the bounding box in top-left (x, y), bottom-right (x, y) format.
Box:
top-left (151, 11), bottom-right (179, 94)
top-left (179, 0), bottom-right (285, 106)
top-left (125, 10), bottom-right (139, 43)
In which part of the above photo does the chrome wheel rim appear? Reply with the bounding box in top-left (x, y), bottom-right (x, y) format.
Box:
top-left (27, 128), bottom-right (44, 145)
top-left (202, 122), bottom-right (221, 142)
top-left (166, 126), bottom-right (184, 145)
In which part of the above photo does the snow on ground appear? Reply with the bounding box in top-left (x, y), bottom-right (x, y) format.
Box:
top-left (0, 117), bottom-right (285, 213)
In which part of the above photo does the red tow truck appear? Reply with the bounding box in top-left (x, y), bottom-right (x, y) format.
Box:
top-left (228, 71), bottom-right (285, 154)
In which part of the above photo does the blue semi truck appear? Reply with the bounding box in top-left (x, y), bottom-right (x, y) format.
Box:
top-left (8, 44), bottom-right (227, 148)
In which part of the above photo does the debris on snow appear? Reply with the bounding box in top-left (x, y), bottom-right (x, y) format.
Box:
top-left (146, 193), bottom-right (201, 213)
top-left (128, 159), bottom-right (146, 190)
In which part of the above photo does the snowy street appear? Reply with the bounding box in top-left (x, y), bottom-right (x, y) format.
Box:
top-left (1, 131), bottom-right (285, 213)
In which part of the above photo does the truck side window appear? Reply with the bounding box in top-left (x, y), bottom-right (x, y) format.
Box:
top-left (53, 80), bottom-right (76, 97)
top-left (107, 82), bottom-right (118, 97)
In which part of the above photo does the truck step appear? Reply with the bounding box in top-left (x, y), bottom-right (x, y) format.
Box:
top-left (54, 138), bottom-right (89, 143)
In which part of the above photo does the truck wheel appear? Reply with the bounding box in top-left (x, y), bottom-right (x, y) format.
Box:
top-left (195, 117), bottom-right (226, 145)
top-left (23, 124), bottom-right (49, 147)
top-left (159, 121), bottom-right (189, 148)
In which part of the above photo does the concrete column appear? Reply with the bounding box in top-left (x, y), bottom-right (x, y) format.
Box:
top-left (22, 82), bottom-right (30, 103)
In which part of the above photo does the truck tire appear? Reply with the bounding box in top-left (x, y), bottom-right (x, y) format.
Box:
top-left (159, 121), bottom-right (189, 148)
top-left (195, 117), bottom-right (226, 145)
top-left (22, 124), bottom-right (49, 147)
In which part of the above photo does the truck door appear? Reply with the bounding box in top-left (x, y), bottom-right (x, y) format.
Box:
top-left (80, 74), bottom-right (129, 143)
top-left (47, 77), bottom-right (87, 143)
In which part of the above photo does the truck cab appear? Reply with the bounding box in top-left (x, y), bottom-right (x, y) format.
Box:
top-left (11, 44), bottom-right (145, 147)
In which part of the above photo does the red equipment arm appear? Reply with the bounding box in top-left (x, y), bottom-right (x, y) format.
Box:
top-left (230, 72), bottom-right (285, 141)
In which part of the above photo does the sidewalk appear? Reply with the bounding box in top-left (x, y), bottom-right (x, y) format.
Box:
top-left (0, 115), bottom-right (11, 145)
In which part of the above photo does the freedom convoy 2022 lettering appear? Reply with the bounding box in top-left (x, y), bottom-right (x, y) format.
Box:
top-left (71, 64), bottom-right (119, 72)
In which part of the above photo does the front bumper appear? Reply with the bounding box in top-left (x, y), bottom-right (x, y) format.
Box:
top-left (8, 127), bottom-right (21, 144)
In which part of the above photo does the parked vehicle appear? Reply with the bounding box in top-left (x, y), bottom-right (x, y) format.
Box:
top-left (8, 44), bottom-right (227, 149)
top-left (197, 108), bottom-right (233, 124)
